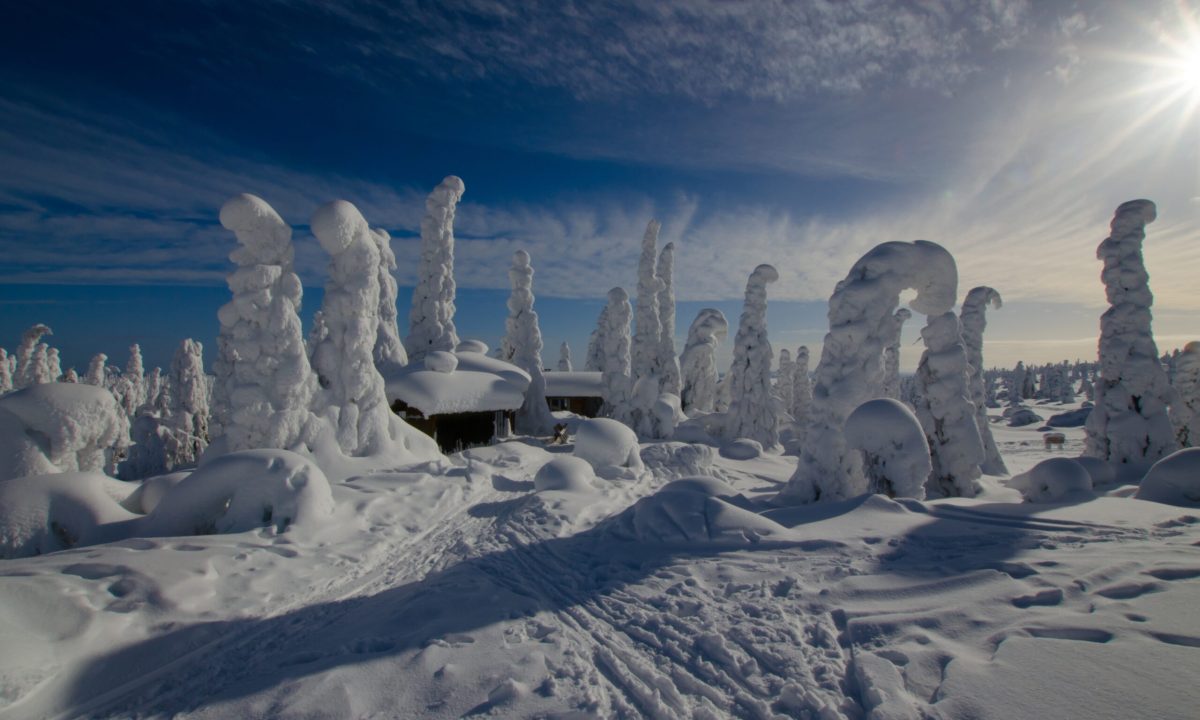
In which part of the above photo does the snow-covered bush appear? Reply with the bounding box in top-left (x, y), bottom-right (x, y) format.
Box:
top-left (0, 472), bottom-right (138, 559)
top-left (407, 175), bottom-right (465, 361)
top-left (599, 288), bottom-right (634, 421)
top-left (844, 398), bottom-right (930, 499)
top-left (573, 417), bottom-right (642, 475)
top-left (1170, 341), bottom-right (1200, 446)
top-left (780, 240), bottom-right (958, 504)
top-left (372, 227), bottom-right (409, 375)
top-left (558, 341), bottom-right (573, 372)
top-left (1015, 457), bottom-right (1094, 503)
top-left (656, 241), bottom-right (681, 396)
top-left (213, 193), bottom-right (319, 453)
top-left (1135, 447), bottom-right (1200, 507)
top-left (143, 449), bottom-right (334, 536)
top-left (533, 456), bottom-right (596, 492)
top-left (724, 264), bottom-right (780, 447)
top-left (913, 311), bottom-right (984, 498)
top-left (0, 383), bottom-right (129, 482)
top-left (1084, 199), bottom-right (1178, 465)
top-left (881, 308), bottom-right (911, 400)
top-left (960, 286), bottom-right (1006, 474)
top-left (679, 308), bottom-right (728, 414)
top-left (501, 250), bottom-right (555, 434)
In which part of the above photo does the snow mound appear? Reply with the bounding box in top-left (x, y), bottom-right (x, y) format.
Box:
top-left (0, 472), bottom-right (138, 558)
top-left (573, 418), bottom-right (643, 474)
top-left (1071, 455), bottom-right (1117, 488)
top-left (610, 481), bottom-right (785, 545)
top-left (1014, 458), bottom-right (1094, 503)
top-left (0, 383), bottom-right (127, 482)
top-left (640, 442), bottom-right (715, 477)
top-left (123, 471), bottom-right (189, 514)
top-left (533, 456), bottom-right (596, 492)
top-left (720, 438), bottom-right (763, 460)
top-left (1007, 408), bottom-right (1043, 427)
top-left (844, 398), bottom-right (930, 499)
top-left (455, 339), bottom-right (488, 354)
top-left (1047, 407), bottom-right (1091, 427)
top-left (142, 449), bottom-right (334, 536)
top-left (424, 351), bottom-right (459, 373)
top-left (1135, 448), bottom-right (1200, 507)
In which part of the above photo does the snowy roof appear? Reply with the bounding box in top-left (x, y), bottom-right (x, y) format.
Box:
top-left (544, 371), bottom-right (604, 398)
top-left (384, 350), bottom-right (531, 417)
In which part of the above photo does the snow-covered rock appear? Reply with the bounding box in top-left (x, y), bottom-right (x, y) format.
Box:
top-left (0, 471), bottom-right (138, 558)
top-left (533, 456), bottom-right (596, 493)
top-left (0, 383), bottom-right (128, 482)
top-left (1135, 447), bottom-right (1200, 507)
top-left (573, 418), bottom-right (642, 474)
top-left (844, 398), bottom-right (930, 499)
top-left (1007, 408), bottom-right (1044, 427)
top-left (1014, 458), bottom-right (1094, 503)
top-left (143, 449), bottom-right (334, 536)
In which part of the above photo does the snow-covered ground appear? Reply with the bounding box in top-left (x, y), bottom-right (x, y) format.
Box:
top-left (1, 400), bottom-right (1198, 719)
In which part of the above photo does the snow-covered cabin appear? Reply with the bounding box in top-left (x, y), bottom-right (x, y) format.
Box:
top-left (383, 343), bottom-right (531, 452)
top-left (544, 371), bottom-right (604, 417)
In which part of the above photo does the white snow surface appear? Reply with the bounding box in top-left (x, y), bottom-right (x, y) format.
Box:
top-left (844, 398), bottom-right (931, 499)
top-left (385, 349), bottom-right (530, 417)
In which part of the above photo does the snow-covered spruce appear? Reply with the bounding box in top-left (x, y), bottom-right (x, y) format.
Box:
top-left (724, 264), bottom-right (780, 448)
top-left (776, 348), bottom-right (795, 415)
top-left (166, 338), bottom-right (209, 469)
top-left (84, 353), bottom-right (107, 387)
top-left (119, 344), bottom-right (146, 417)
top-left (656, 241), bottom-right (681, 396)
top-left (502, 250), bottom-right (554, 434)
top-left (310, 200), bottom-right (410, 456)
top-left (791, 346), bottom-right (812, 432)
top-left (844, 398), bottom-right (930, 499)
top-left (584, 305), bottom-right (608, 372)
top-left (213, 193), bottom-right (319, 453)
top-left (1084, 200), bottom-right (1178, 465)
top-left (13, 324), bottom-right (52, 389)
top-left (679, 308), bottom-right (728, 415)
top-left (599, 287), bottom-right (634, 423)
top-left (780, 240), bottom-right (958, 504)
top-left (0, 383), bottom-right (128, 482)
top-left (631, 220), bottom-right (663, 393)
top-left (1171, 341), bottom-right (1200, 447)
top-left (0, 348), bottom-right (11, 394)
top-left (913, 311), bottom-right (985, 498)
top-left (881, 308), bottom-right (911, 401)
top-left (960, 286), bottom-right (1007, 474)
top-left (371, 227), bottom-right (409, 375)
top-left (557, 341), bottom-right (573, 372)
top-left (406, 175), bottom-right (465, 361)
top-left (46, 347), bottom-right (62, 384)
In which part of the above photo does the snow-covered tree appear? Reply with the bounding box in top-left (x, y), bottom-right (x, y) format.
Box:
top-left (631, 220), bottom-right (663, 390)
top-left (1009, 361), bottom-right (1027, 406)
top-left (406, 175), bottom-right (465, 361)
top-left (1171, 341), bottom-right (1200, 447)
top-left (167, 338), bottom-right (209, 468)
top-left (558, 341), bottom-right (573, 372)
top-left (679, 308), bottom-right (728, 414)
top-left (143, 367), bottom-right (163, 413)
top-left (792, 346), bottom-right (812, 431)
top-left (62, 367), bottom-right (78, 383)
top-left (46, 347), bottom-right (62, 383)
top-left (123, 344), bottom-right (146, 414)
top-left (881, 308), bottom-right (912, 400)
top-left (213, 193), bottom-right (319, 453)
top-left (84, 353), bottom-right (107, 387)
top-left (310, 199), bottom-right (409, 456)
top-left (599, 287), bottom-right (634, 421)
top-left (502, 250), bottom-right (555, 434)
top-left (0, 348), bottom-right (10, 394)
top-left (913, 311), bottom-right (985, 498)
top-left (655, 241), bottom-right (681, 396)
top-left (775, 348), bottom-right (795, 413)
top-left (1084, 199), bottom-right (1178, 465)
top-left (960, 286), bottom-right (1006, 474)
top-left (1079, 373), bottom-right (1095, 402)
top-left (30, 343), bottom-right (53, 385)
top-left (584, 304), bottom-right (608, 372)
top-left (13, 324), bottom-right (51, 389)
top-left (372, 227), bottom-right (409, 375)
top-left (779, 240), bottom-right (958, 504)
top-left (724, 264), bottom-right (780, 447)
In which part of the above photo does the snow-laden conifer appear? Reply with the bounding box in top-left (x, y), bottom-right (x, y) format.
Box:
top-left (30, 343), bottom-right (53, 385)
top-left (779, 240), bottom-right (958, 504)
top-left (503, 250), bottom-right (555, 434)
top-left (584, 305), bottom-right (608, 372)
top-left (406, 176), bottom-right (465, 361)
top-left (214, 193), bottom-right (319, 453)
top-left (84, 353), bottom-right (107, 387)
top-left (167, 338), bottom-right (209, 467)
top-left (46, 347), bottom-right (62, 383)
top-left (13, 324), bottom-right (51, 389)
top-left (372, 227), bottom-right (409, 375)
top-left (310, 200), bottom-right (408, 456)
top-left (881, 308), bottom-right (912, 400)
top-left (792, 346), bottom-right (812, 430)
top-left (1084, 200), bottom-right (1178, 464)
top-left (656, 241), bottom-right (681, 396)
top-left (558, 341), bottom-right (573, 372)
top-left (679, 308), bottom-right (728, 414)
top-left (960, 286), bottom-right (1006, 474)
top-left (631, 220), bottom-right (663, 390)
top-left (599, 287), bottom-right (634, 421)
top-left (913, 311), bottom-right (985, 497)
top-left (62, 368), bottom-right (78, 383)
top-left (1171, 341), bottom-right (1200, 447)
top-left (0, 348), bottom-right (10, 394)
top-left (776, 348), bottom-right (794, 413)
top-left (724, 264), bottom-right (779, 447)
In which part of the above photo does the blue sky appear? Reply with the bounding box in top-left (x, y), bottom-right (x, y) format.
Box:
top-left (1, 0), bottom-right (1198, 373)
